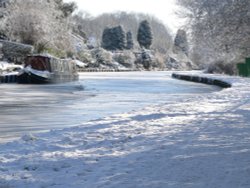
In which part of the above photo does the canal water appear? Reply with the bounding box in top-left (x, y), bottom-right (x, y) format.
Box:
top-left (0, 72), bottom-right (220, 142)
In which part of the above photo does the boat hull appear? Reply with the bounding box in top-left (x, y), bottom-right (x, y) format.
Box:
top-left (17, 72), bottom-right (50, 84)
top-left (17, 72), bottom-right (78, 84)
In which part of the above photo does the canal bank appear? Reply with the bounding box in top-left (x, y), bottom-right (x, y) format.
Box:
top-left (0, 72), bottom-right (250, 188)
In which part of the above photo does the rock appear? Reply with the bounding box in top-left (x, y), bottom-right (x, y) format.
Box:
top-left (21, 134), bottom-right (37, 142)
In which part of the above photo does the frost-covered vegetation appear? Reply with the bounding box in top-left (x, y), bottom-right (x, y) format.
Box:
top-left (4, 0), bottom-right (249, 73)
top-left (2, 0), bottom-right (76, 55)
top-left (0, 0), bottom-right (195, 71)
top-left (177, 0), bottom-right (250, 74)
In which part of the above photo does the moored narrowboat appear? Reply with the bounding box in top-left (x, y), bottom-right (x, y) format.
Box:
top-left (17, 54), bottom-right (79, 84)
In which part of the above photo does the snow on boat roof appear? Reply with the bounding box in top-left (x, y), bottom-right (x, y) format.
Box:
top-left (26, 53), bottom-right (60, 59)
top-left (26, 54), bottom-right (76, 62)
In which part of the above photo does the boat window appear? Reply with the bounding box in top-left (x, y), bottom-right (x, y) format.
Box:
top-left (25, 56), bottom-right (51, 71)
top-left (44, 58), bottom-right (52, 72)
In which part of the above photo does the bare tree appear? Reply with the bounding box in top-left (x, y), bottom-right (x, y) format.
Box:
top-left (5, 0), bottom-right (74, 55)
top-left (0, 0), bottom-right (9, 39)
top-left (177, 0), bottom-right (250, 73)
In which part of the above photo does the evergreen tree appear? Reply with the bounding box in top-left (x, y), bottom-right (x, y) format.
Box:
top-left (126, 31), bottom-right (134, 49)
top-left (101, 27), bottom-right (114, 50)
top-left (137, 20), bottom-right (153, 49)
top-left (174, 29), bottom-right (189, 55)
top-left (101, 25), bottom-right (126, 51)
top-left (113, 25), bottom-right (126, 50)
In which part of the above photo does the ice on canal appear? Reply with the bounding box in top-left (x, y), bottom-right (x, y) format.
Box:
top-left (0, 71), bottom-right (219, 142)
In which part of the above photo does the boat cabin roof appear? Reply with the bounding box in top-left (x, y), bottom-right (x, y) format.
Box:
top-left (26, 54), bottom-right (59, 60)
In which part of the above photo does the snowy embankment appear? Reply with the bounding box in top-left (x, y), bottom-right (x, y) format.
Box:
top-left (1, 73), bottom-right (250, 188)
top-left (172, 72), bottom-right (232, 88)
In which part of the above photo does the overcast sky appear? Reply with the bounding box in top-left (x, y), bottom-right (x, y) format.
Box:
top-left (64, 0), bottom-right (184, 32)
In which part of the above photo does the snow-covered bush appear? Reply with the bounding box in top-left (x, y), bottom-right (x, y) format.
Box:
top-left (134, 49), bottom-right (154, 69)
top-left (165, 51), bottom-right (194, 71)
top-left (134, 49), bottom-right (166, 70)
top-left (77, 50), bottom-right (94, 64)
top-left (153, 51), bottom-right (166, 70)
top-left (112, 51), bottom-right (135, 69)
top-left (205, 60), bottom-right (237, 75)
top-left (88, 48), bottom-right (114, 68)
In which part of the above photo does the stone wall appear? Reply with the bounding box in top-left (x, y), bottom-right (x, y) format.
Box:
top-left (0, 40), bottom-right (33, 61)
top-left (172, 73), bottom-right (231, 88)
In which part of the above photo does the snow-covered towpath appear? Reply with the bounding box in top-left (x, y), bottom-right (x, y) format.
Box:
top-left (0, 73), bottom-right (250, 188)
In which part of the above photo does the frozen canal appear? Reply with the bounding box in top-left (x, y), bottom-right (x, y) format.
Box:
top-left (0, 72), bottom-right (220, 142)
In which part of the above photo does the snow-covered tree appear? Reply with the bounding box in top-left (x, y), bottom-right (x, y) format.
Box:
top-left (137, 20), bottom-right (153, 49)
top-left (101, 27), bottom-right (113, 50)
top-left (5, 0), bottom-right (75, 55)
top-left (126, 31), bottom-right (133, 50)
top-left (101, 25), bottom-right (126, 51)
top-left (173, 29), bottom-right (189, 56)
top-left (0, 0), bottom-right (9, 39)
top-left (114, 25), bottom-right (126, 50)
top-left (177, 0), bottom-right (250, 73)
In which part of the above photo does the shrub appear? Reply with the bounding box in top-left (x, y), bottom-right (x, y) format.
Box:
top-left (135, 49), bottom-right (154, 70)
top-left (206, 60), bottom-right (237, 75)
top-left (43, 47), bottom-right (66, 58)
top-left (112, 51), bottom-right (135, 68)
top-left (77, 50), bottom-right (93, 64)
top-left (88, 48), bottom-right (113, 68)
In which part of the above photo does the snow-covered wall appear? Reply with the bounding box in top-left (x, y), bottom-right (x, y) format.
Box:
top-left (172, 72), bottom-right (232, 88)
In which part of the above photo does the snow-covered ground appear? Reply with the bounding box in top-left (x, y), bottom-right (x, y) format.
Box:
top-left (1, 72), bottom-right (250, 188)
top-left (0, 61), bottom-right (22, 73)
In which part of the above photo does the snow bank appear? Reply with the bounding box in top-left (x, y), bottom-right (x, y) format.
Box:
top-left (0, 61), bottom-right (22, 72)
top-left (1, 73), bottom-right (250, 188)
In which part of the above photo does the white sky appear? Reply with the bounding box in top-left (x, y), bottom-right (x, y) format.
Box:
top-left (64, 0), bottom-right (184, 33)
